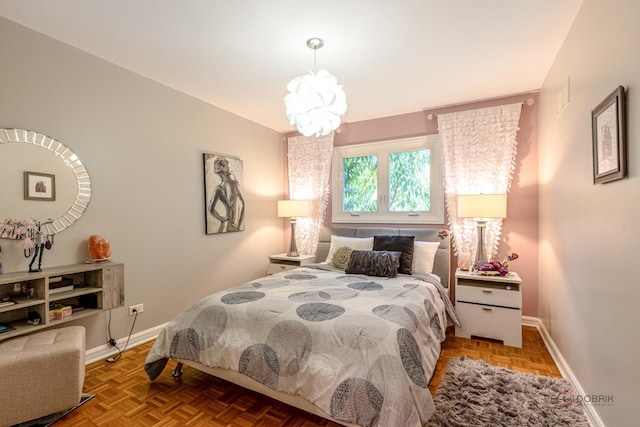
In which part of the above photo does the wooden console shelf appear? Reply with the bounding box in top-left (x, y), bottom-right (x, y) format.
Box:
top-left (0, 262), bottom-right (124, 341)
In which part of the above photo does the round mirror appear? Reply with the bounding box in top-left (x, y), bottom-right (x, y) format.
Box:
top-left (0, 128), bottom-right (91, 238)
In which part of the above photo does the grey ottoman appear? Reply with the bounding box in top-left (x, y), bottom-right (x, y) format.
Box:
top-left (0, 326), bottom-right (86, 427)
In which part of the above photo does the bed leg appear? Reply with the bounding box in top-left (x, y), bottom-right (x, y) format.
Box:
top-left (172, 362), bottom-right (184, 377)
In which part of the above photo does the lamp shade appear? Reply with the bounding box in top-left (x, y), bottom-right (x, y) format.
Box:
top-left (457, 194), bottom-right (507, 219)
top-left (277, 200), bottom-right (310, 218)
top-left (284, 69), bottom-right (348, 137)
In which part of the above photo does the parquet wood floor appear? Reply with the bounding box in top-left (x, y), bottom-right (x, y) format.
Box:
top-left (54, 325), bottom-right (560, 426)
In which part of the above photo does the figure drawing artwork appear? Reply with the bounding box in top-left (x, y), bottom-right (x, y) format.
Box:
top-left (203, 153), bottom-right (245, 234)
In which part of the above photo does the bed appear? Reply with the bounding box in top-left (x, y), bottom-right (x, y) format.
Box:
top-left (144, 227), bottom-right (459, 426)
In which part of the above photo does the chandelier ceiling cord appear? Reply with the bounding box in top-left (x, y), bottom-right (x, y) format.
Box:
top-left (284, 37), bottom-right (348, 137)
top-left (309, 37), bottom-right (322, 69)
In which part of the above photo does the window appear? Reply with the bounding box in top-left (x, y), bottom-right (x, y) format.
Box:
top-left (332, 135), bottom-right (444, 224)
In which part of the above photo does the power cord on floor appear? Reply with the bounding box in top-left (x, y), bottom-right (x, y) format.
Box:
top-left (106, 308), bottom-right (139, 363)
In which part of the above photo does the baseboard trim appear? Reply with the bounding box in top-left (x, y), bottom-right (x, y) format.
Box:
top-left (522, 316), bottom-right (605, 427)
top-left (85, 322), bottom-right (167, 364)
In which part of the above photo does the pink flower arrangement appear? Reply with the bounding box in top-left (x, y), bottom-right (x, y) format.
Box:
top-left (503, 253), bottom-right (519, 269)
top-left (475, 253), bottom-right (519, 276)
top-left (0, 218), bottom-right (39, 240)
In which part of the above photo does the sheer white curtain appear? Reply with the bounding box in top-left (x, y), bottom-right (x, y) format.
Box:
top-left (287, 133), bottom-right (334, 255)
top-left (437, 103), bottom-right (522, 262)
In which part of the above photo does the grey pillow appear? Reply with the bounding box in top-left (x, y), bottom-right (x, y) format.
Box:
top-left (373, 235), bottom-right (415, 275)
top-left (345, 250), bottom-right (402, 278)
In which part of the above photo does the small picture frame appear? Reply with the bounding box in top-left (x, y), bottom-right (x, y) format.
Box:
top-left (592, 86), bottom-right (627, 184)
top-left (24, 171), bottom-right (56, 201)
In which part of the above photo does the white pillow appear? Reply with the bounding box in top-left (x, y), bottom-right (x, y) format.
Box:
top-left (325, 236), bottom-right (374, 266)
top-left (412, 241), bottom-right (440, 275)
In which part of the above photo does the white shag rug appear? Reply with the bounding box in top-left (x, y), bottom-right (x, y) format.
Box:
top-left (428, 356), bottom-right (590, 427)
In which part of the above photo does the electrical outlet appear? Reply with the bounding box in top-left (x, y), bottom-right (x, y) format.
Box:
top-left (129, 303), bottom-right (144, 316)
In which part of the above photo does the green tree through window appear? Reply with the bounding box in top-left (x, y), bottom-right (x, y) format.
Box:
top-left (342, 155), bottom-right (378, 212)
top-left (389, 150), bottom-right (430, 211)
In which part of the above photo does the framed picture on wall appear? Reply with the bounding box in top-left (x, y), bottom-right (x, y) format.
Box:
top-left (202, 152), bottom-right (245, 234)
top-left (24, 171), bottom-right (56, 201)
top-left (592, 85), bottom-right (627, 184)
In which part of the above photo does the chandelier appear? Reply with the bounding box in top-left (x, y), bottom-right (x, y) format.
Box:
top-left (284, 38), bottom-right (348, 137)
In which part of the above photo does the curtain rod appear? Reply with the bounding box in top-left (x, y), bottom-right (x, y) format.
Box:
top-left (426, 98), bottom-right (534, 120)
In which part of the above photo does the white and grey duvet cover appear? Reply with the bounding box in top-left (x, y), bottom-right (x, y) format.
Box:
top-left (144, 265), bottom-right (459, 426)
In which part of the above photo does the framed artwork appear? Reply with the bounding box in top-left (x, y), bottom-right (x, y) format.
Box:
top-left (592, 86), bottom-right (627, 184)
top-left (203, 152), bottom-right (245, 234)
top-left (24, 171), bottom-right (56, 201)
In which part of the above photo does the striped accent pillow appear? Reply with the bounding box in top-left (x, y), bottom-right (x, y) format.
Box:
top-left (345, 250), bottom-right (402, 278)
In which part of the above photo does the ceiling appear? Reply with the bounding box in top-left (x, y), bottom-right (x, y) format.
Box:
top-left (0, 1), bottom-right (583, 134)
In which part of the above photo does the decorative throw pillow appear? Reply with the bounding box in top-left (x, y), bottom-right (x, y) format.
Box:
top-left (345, 250), bottom-right (402, 278)
top-left (373, 235), bottom-right (415, 275)
top-left (325, 235), bottom-right (374, 266)
top-left (332, 246), bottom-right (353, 270)
top-left (412, 241), bottom-right (441, 275)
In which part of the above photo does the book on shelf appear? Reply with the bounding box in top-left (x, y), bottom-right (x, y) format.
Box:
top-left (49, 277), bottom-right (74, 294)
top-left (0, 300), bottom-right (16, 308)
top-left (49, 285), bottom-right (74, 294)
top-left (0, 322), bottom-right (16, 333)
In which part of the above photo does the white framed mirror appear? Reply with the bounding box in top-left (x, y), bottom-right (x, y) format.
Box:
top-left (0, 128), bottom-right (91, 238)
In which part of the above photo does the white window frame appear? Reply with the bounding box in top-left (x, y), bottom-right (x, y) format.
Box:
top-left (331, 135), bottom-right (444, 224)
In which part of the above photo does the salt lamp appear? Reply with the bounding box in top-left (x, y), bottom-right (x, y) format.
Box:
top-left (88, 235), bottom-right (111, 260)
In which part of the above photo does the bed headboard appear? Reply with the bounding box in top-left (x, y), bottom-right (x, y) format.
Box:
top-left (316, 227), bottom-right (451, 289)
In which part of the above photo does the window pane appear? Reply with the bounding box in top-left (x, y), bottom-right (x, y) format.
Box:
top-left (343, 155), bottom-right (378, 212)
top-left (388, 150), bottom-right (430, 211)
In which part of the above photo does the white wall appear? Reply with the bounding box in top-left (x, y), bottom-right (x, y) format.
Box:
top-left (0, 18), bottom-right (285, 349)
top-left (539, 1), bottom-right (640, 425)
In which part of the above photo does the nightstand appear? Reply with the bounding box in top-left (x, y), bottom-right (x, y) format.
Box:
top-left (454, 270), bottom-right (523, 347)
top-left (267, 253), bottom-right (315, 275)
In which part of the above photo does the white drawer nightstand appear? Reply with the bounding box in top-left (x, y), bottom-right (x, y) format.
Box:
top-left (454, 270), bottom-right (523, 347)
top-left (268, 253), bottom-right (315, 275)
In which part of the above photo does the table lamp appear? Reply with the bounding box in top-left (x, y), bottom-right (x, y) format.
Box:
top-left (277, 200), bottom-right (310, 257)
top-left (457, 194), bottom-right (507, 267)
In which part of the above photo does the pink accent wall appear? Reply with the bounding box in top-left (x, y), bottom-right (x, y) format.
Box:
top-left (284, 92), bottom-right (539, 316)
